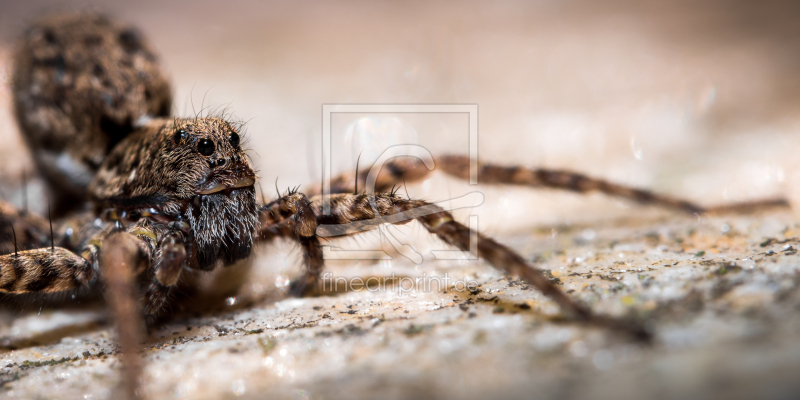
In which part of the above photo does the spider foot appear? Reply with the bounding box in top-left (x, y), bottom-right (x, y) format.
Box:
top-left (288, 273), bottom-right (322, 297)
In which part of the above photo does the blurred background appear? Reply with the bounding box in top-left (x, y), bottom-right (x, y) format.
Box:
top-left (0, 0), bottom-right (799, 231)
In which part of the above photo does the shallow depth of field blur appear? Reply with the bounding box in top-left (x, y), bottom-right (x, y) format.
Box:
top-left (0, 1), bottom-right (799, 400)
top-left (1, 0), bottom-right (799, 221)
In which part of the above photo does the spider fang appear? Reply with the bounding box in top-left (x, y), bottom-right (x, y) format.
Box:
top-left (199, 176), bottom-right (255, 195)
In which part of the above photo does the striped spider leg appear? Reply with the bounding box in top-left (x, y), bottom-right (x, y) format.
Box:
top-left (318, 154), bottom-right (788, 214)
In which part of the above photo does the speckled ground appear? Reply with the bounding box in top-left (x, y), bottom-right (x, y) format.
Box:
top-left (1, 208), bottom-right (799, 400)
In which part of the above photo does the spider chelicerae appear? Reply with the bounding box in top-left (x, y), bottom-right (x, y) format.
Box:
top-left (0, 13), bottom-right (789, 399)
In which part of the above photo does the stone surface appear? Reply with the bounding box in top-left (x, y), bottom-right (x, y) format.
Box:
top-left (1, 210), bottom-right (799, 399)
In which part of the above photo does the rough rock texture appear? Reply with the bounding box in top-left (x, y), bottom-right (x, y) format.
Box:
top-left (1, 209), bottom-right (799, 399)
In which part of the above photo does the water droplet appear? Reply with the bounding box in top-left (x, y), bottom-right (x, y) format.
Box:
top-left (230, 379), bottom-right (246, 396)
top-left (630, 137), bottom-right (643, 160)
top-left (275, 275), bottom-right (290, 288)
top-left (438, 340), bottom-right (454, 354)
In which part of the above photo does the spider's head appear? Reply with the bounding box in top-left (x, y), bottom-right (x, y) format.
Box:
top-left (167, 117), bottom-right (256, 198)
top-left (91, 117), bottom-right (259, 270)
top-left (168, 117), bottom-right (259, 269)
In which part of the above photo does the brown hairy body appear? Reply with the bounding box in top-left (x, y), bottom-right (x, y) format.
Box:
top-left (12, 13), bottom-right (171, 213)
top-left (0, 12), bottom-right (789, 400)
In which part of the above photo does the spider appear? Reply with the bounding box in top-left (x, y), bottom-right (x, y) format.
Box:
top-left (0, 13), bottom-right (789, 400)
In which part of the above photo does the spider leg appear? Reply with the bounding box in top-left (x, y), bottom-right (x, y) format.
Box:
top-left (99, 231), bottom-right (148, 400)
top-left (0, 247), bottom-right (95, 293)
top-left (313, 192), bottom-right (649, 339)
top-left (0, 219), bottom-right (172, 302)
top-left (0, 199), bottom-right (52, 253)
top-left (316, 154), bottom-right (788, 214)
top-left (2, 218), bottom-right (187, 399)
top-left (0, 201), bottom-right (98, 295)
top-left (124, 221), bottom-right (188, 316)
top-left (257, 191), bottom-right (324, 296)
top-left (0, 199), bottom-right (107, 255)
top-left (94, 220), bottom-right (188, 400)
top-left (0, 226), bottom-right (150, 400)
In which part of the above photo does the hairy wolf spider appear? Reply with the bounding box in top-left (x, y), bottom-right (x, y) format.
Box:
top-left (0, 13), bottom-right (789, 399)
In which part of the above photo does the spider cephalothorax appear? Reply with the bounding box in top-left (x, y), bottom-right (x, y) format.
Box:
top-left (89, 117), bottom-right (259, 270)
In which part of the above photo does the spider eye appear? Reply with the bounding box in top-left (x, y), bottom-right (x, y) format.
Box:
top-left (173, 129), bottom-right (186, 144)
top-left (228, 132), bottom-right (240, 148)
top-left (197, 138), bottom-right (215, 156)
